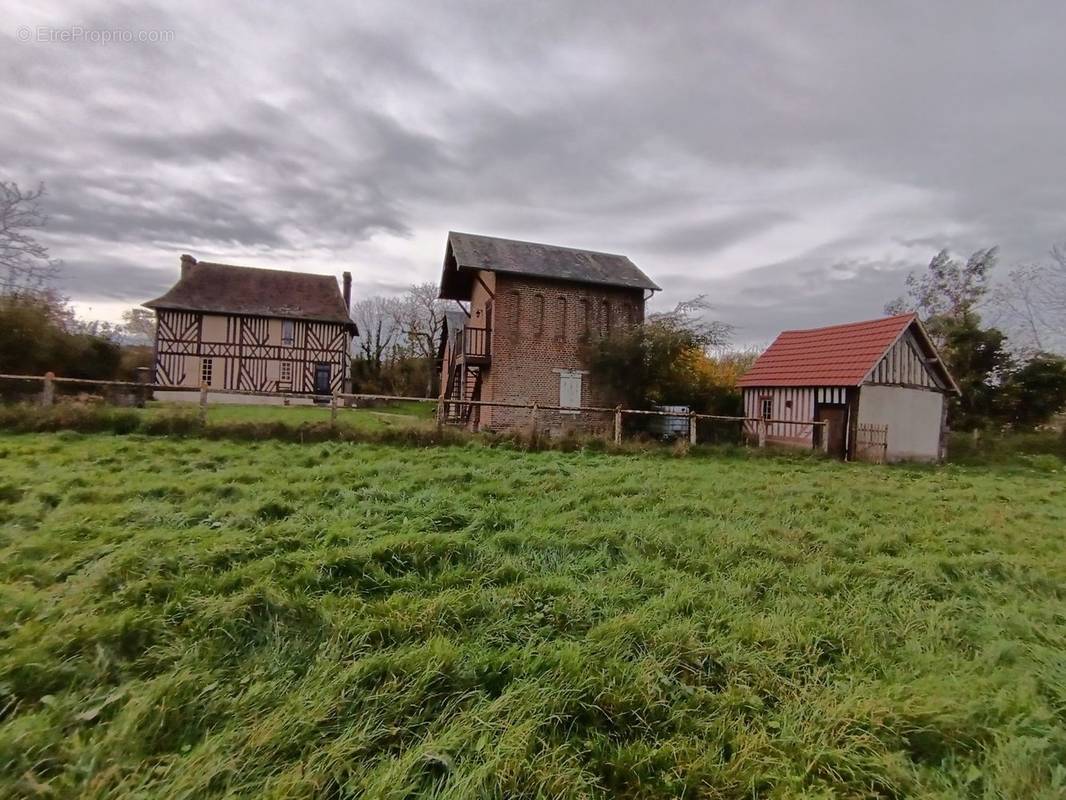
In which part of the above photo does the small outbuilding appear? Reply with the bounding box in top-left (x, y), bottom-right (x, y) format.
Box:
top-left (738, 313), bottom-right (960, 462)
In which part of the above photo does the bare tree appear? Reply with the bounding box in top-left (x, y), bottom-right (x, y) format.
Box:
top-left (392, 282), bottom-right (447, 395)
top-left (647, 295), bottom-right (734, 351)
top-left (121, 308), bottom-right (157, 345)
top-left (351, 296), bottom-right (403, 371)
top-left (885, 247), bottom-right (997, 347)
top-left (0, 182), bottom-right (59, 296)
top-left (991, 245), bottom-right (1066, 355)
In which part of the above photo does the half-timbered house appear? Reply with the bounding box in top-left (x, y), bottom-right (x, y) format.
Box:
top-left (738, 313), bottom-right (960, 461)
top-left (144, 255), bottom-right (356, 399)
top-left (437, 232), bottom-right (659, 433)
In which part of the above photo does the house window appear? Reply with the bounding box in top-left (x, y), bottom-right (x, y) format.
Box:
top-left (760, 397), bottom-right (772, 420)
top-left (557, 296), bottom-right (568, 340)
top-left (559, 370), bottom-right (582, 412)
top-left (201, 357), bottom-right (214, 387)
top-left (281, 320), bottom-right (294, 346)
top-left (280, 362), bottom-right (292, 384)
top-left (534, 293), bottom-right (545, 336)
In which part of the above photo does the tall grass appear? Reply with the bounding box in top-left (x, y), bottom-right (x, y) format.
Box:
top-left (0, 403), bottom-right (824, 461)
top-left (0, 433), bottom-right (1064, 797)
top-left (947, 429), bottom-right (1066, 466)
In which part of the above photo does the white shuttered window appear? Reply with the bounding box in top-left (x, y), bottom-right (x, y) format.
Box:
top-left (558, 371), bottom-right (582, 412)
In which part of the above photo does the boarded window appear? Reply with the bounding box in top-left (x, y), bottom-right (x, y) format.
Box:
top-left (201, 358), bottom-right (214, 387)
top-left (557, 297), bottom-right (568, 340)
top-left (281, 320), bottom-right (295, 346)
top-left (578, 298), bottom-right (590, 338)
top-left (510, 292), bottom-right (521, 339)
top-left (559, 371), bottom-right (582, 411)
top-left (760, 397), bottom-right (772, 420)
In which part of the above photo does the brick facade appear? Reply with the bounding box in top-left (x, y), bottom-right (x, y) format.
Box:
top-left (449, 271), bottom-right (645, 434)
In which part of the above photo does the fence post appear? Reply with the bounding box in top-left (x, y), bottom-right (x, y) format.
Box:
top-left (758, 419), bottom-right (767, 448)
top-left (689, 411), bottom-right (697, 445)
top-left (330, 393), bottom-right (338, 428)
top-left (199, 383), bottom-right (209, 425)
top-left (821, 422), bottom-right (829, 454)
top-left (613, 406), bottom-right (622, 445)
top-left (41, 371), bottom-right (55, 407)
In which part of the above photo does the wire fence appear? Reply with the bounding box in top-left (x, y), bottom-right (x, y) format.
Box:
top-left (0, 372), bottom-right (829, 451)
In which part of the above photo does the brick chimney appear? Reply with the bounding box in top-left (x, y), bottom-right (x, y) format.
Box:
top-left (342, 271), bottom-right (352, 312)
top-left (180, 253), bottom-right (197, 278)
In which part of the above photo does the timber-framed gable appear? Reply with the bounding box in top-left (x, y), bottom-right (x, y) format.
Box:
top-left (146, 255), bottom-right (356, 396)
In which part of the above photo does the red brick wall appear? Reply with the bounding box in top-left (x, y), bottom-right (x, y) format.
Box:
top-left (478, 272), bottom-right (645, 433)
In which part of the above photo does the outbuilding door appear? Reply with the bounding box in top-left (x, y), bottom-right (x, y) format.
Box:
top-left (816, 406), bottom-right (848, 458)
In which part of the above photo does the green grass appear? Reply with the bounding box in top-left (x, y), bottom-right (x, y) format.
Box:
top-left (1, 434), bottom-right (1065, 798)
top-left (947, 429), bottom-right (1066, 466)
top-left (146, 399), bottom-right (437, 429)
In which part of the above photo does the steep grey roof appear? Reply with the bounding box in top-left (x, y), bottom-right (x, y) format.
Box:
top-left (145, 260), bottom-right (355, 328)
top-left (439, 231), bottom-right (659, 299)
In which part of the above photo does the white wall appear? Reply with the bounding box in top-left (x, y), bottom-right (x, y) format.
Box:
top-left (857, 385), bottom-right (944, 462)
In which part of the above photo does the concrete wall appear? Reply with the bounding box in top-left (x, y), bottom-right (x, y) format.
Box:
top-left (857, 384), bottom-right (944, 462)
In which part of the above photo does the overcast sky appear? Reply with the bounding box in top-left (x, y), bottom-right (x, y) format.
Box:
top-left (4, 1), bottom-right (1065, 344)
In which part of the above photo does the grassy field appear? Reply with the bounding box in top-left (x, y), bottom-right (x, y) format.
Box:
top-left (146, 399), bottom-right (437, 430)
top-left (0, 433), bottom-right (1064, 798)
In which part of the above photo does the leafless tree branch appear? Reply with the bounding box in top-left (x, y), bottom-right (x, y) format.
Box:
top-left (0, 181), bottom-right (60, 296)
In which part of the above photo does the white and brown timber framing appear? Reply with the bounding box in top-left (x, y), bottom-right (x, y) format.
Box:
top-left (738, 313), bottom-right (960, 461)
top-left (146, 255), bottom-right (356, 394)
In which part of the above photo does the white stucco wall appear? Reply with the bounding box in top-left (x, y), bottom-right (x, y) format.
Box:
top-left (857, 385), bottom-right (944, 462)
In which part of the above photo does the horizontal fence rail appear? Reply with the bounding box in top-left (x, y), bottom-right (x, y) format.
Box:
top-left (0, 372), bottom-right (828, 451)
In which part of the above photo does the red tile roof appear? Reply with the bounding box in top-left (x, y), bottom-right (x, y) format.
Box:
top-left (738, 313), bottom-right (918, 388)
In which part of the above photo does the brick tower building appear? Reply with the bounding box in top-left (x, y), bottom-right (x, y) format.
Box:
top-left (437, 232), bottom-right (659, 433)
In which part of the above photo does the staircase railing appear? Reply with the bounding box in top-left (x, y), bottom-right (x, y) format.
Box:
top-left (456, 326), bottom-right (490, 360)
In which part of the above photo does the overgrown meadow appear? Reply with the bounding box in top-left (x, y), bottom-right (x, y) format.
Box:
top-left (0, 432), bottom-right (1064, 798)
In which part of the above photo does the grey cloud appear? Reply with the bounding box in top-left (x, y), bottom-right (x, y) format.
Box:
top-left (2, 0), bottom-right (1065, 333)
top-left (56, 258), bottom-right (175, 302)
top-left (639, 211), bottom-right (794, 255)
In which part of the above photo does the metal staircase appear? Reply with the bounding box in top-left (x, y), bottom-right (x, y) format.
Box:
top-left (440, 324), bottom-right (489, 427)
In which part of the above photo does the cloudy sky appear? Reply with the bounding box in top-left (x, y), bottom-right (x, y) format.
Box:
top-left (4, 1), bottom-right (1065, 344)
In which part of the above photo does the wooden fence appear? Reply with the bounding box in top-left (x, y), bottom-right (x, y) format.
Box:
top-left (0, 372), bottom-right (829, 451)
top-left (854, 423), bottom-right (889, 463)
